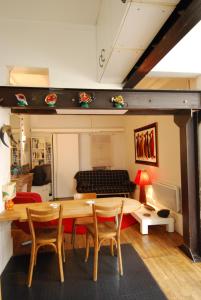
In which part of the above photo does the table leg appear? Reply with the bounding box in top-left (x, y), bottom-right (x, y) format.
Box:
top-left (166, 220), bottom-right (174, 232)
top-left (140, 222), bottom-right (148, 234)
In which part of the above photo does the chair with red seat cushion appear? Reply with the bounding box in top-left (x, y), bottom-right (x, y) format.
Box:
top-left (13, 192), bottom-right (42, 234)
top-left (13, 193), bottom-right (63, 234)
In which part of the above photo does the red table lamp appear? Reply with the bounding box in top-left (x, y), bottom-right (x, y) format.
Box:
top-left (134, 170), bottom-right (151, 204)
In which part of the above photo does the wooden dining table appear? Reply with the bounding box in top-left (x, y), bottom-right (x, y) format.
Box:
top-left (0, 197), bottom-right (141, 223)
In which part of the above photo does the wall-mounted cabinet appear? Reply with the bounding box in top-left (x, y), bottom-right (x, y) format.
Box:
top-left (97, 0), bottom-right (180, 83)
top-left (96, 0), bottom-right (131, 81)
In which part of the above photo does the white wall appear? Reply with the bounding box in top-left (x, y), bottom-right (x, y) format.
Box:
top-left (195, 75), bottom-right (201, 89)
top-left (30, 115), bottom-right (126, 171)
top-left (30, 115), bottom-right (127, 198)
top-left (0, 108), bottom-right (11, 210)
top-left (30, 114), bottom-right (181, 184)
top-left (79, 132), bottom-right (126, 170)
top-left (0, 108), bottom-right (13, 275)
top-left (0, 18), bottom-right (121, 89)
top-left (124, 115), bottom-right (181, 185)
top-left (30, 115), bottom-right (125, 129)
top-left (135, 76), bottom-right (196, 90)
top-left (124, 115), bottom-right (182, 234)
top-left (20, 115), bottom-right (31, 166)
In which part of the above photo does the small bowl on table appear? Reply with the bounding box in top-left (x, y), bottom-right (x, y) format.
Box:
top-left (157, 209), bottom-right (170, 218)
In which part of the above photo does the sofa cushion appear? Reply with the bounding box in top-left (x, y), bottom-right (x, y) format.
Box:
top-left (74, 170), bottom-right (135, 195)
top-left (32, 164), bottom-right (51, 186)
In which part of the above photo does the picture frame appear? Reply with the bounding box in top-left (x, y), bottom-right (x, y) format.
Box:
top-left (134, 122), bottom-right (158, 166)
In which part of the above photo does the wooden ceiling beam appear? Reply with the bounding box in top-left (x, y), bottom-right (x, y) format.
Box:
top-left (123, 0), bottom-right (201, 89)
top-left (0, 86), bottom-right (200, 113)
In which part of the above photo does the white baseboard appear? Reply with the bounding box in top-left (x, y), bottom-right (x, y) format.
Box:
top-left (171, 211), bottom-right (183, 236)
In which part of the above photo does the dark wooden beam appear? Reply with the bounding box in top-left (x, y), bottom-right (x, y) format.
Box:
top-left (123, 0), bottom-right (201, 89)
top-left (0, 86), bottom-right (201, 113)
top-left (174, 112), bottom-right (201, 261)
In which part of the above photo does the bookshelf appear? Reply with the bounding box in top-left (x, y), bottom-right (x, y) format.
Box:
top-left (31, 137), bottom-right (52, 168)
top-left (11, 135), bottom-right (21, 166)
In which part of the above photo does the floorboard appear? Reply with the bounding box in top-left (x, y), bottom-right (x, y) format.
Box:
top-left (10, 222), bottom-right (201, 299)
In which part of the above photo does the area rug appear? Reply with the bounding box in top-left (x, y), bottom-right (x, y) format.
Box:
top-left (1, 244), bottom-right (167, 300)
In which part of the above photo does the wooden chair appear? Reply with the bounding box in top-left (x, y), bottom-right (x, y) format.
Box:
top-left (72, 193), bottom-right (97, 248)
top-left (85, 201), bottom-right (124, 281)
top-left (26, 205), bottom-right (65, 287)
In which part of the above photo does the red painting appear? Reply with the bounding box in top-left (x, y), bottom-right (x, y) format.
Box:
top-left (134, 122), bottom-right (158, 166)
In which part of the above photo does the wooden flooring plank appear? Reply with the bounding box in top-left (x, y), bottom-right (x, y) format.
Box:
top-left (11, 222), bottom-right (201, 300)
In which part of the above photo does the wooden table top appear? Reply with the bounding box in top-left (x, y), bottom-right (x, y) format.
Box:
top-left (0, 197), bottom-right (141, 222)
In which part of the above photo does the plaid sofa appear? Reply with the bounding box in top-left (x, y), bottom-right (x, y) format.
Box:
top-left (74, 170), bottom-right (135, 196)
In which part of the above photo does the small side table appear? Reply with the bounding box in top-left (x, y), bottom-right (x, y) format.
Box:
top-left (131, 205), bottom-right (174, 235)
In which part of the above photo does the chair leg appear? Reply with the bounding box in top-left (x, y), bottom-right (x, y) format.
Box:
top-left (117, 238), bottom-right (123, 276)
top-left (34, 245), bottom-right (40, 266)
top-left (27, 243), bottom-right (36, 287)
top-left (115, 216), bottom-right (119, 227)
top-left (62, 236), bottom-right (66, 263)
top-left (57, 244), bottom-right (64, 282)
top-left (93, 240), bottom-right (99, 282)
top-left (71, 220), bottom-right (76, 248)
top-left (85, 232), bottom-right (90, 262)
top-left (110, 239), bottom-right (114, 256)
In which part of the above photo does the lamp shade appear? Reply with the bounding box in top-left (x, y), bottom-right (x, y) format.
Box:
top-left (134, 170), bottom-right (151, 186)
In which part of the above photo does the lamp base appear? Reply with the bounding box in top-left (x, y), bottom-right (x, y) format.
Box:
top-left (139, 185), bottom-right (146, 204)
top-left (139, 186), bottom-right (155, 211)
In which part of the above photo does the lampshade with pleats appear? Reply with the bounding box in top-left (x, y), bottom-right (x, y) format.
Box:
top-left (134, 170), bottom-right (151, 204)
top-left (134, 170), bottom-right (151, 186)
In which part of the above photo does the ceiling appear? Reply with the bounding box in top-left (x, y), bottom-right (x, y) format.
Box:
top-left (150, 20), bottom-right (201, 77)
top-left (0, 0), bottom-right (101, 25)
top-left (1, 0), bottom-right (199, 87)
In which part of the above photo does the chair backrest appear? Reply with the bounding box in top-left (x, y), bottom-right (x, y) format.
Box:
top-left (92, 201), bottom-right (124, 237)
top-left (26, 205), bottom-right (63, 241)
top-left (74, 193), bottom-right (97, 200)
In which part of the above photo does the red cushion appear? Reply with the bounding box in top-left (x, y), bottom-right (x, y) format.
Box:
top-left (62, 214), bottom-right (137, 234)
top-left (13, 192), bottom-right (42, 204)
top-left (13, 192), bottom-right (42, 234)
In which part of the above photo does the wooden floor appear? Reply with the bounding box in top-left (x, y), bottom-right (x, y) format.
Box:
top-left (11, 223), bottom-right (201, 300)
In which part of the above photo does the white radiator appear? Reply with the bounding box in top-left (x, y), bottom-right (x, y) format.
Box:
top-left (147, 182), bottom-right (181, 213)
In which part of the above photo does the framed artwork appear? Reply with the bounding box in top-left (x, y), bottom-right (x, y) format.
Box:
top-left (134, 122), bottom-right (158, 166)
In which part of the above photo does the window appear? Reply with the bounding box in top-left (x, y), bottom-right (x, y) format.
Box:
top-left (8, 66), bottom-right (49, 87)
